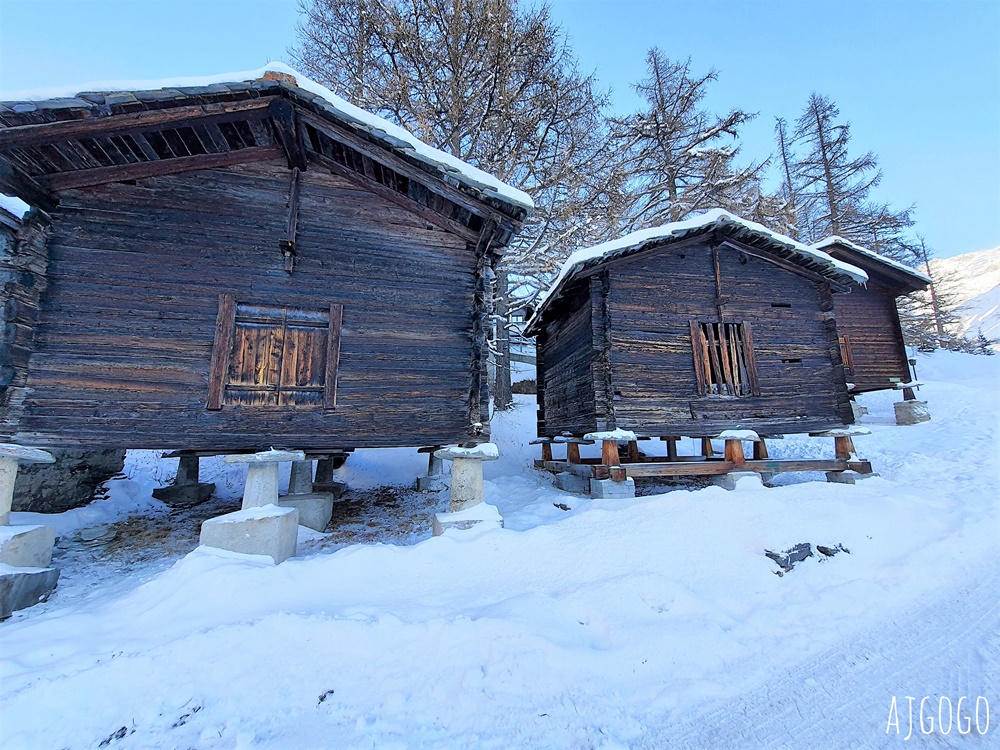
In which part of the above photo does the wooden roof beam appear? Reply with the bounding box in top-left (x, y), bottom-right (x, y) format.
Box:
top-left (0, 159), bottom-right (58, 212)
top-left (297, 109), bottom-right (518, 236)
top-left (268, 99), bottom-right (307, 172)
top-left (41, 145), bottom-right (282, 191)
top-left (310, 151), bottom-right (479, 243)
top-left (0, 98), bottom-right (277, 151)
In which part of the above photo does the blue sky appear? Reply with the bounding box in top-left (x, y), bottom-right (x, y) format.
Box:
top-left (1, 0), bottom-right (997, 259)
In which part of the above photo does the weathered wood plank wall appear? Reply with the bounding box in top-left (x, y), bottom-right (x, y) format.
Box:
top-left (10, 160), bottom-right (479, 450)
top-left (535, 281), bottom-right (599, 437)
top-left (832, 280), bottom-right (910, 391)
top-left (537, 235), bottom-right (853, 438)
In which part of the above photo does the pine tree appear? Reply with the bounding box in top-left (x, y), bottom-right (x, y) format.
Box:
top-left (292, 0), bottom-right (624, 409)
top-left (610, 50), bottom-right (763, 229)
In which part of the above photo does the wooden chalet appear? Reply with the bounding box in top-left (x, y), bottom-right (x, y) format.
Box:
top-left (0, 64), bottom-right (530, 455)
top-left (525, 211), bottom-right (875, 484)
top-left (812, 236), bottom-right (930, 395)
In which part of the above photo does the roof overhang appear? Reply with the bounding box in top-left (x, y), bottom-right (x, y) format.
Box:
top-left (0, 64), bottom-right (530, 248)
top-left (812, 236), bottom-right (930, 296)
top-left (525, 210), bottom-right (867, 335)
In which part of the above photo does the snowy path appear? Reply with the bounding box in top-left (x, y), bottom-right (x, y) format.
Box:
top-left (658, 555), bottom-right (1000, 749)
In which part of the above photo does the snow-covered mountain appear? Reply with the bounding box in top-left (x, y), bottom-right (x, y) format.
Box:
top-left (928, 246), bottom-right (1000, 340)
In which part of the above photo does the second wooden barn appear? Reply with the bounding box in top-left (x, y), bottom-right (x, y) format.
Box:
top-left (811, 236), bottom-right (932, 425)
top-left (525, 210), bottom-right (874, 492)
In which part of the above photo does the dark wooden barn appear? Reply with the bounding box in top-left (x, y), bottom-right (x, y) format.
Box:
top-left (0, 64), bottom-right (530, 454)
top-left (812, 236), bottom-right (930, 394)
top-left (525, 210), bottom-right (870, 443)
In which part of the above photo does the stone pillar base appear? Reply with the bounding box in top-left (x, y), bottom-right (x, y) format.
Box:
top-left (432, 502), bottom-right (503, 535)
top-left (277, 492), bottom-right (334, 532)
top-left (894, 400), bottom-right (931, 426)
top-left (416, 474), bottom-right (448, 492)
top-left (826, 470), bottom-right (878, 485)
top-left (590, 477), bottom-right (636, 499)
top-left (0, 565), bottom-right (60, 619)
top-left (851, 401), bottom-right (869, 421)
top-left (312, 480), bottom-right (347, 499)
top-left (712, 471), bottom-right (765, 491)
top-left (199, 505), bottom-right (299, 564)
top-left (152, 482), bottom-right (216, 509)
top-left (555, 471), bottom-right (590, 494)
top-left (0, 524), bottom-right (56, 568)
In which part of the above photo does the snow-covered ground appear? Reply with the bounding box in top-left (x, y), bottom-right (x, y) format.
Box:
top-left (1, 351), bottom-right (997, 749)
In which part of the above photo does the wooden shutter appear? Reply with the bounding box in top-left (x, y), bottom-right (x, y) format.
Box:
top-left (740, 322), bottom-right (761, 396)
top-left (206, 294), bottom-right (236, 410)
top-left (690, 320), bottom-right (708, 396)
top-left (324, 303), bottom-right (343, 409)
top-left (839, 335), bottom-right (854, 380)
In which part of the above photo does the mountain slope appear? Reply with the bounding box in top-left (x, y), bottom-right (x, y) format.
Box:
top-left (928, 246), bottom-right (1000, 339)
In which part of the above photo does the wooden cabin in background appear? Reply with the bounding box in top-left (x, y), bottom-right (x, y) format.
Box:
top-left (812, 236), bottom-right (930, 394)
top-left (0, 64), bottom-right (530, 455)
top-left (525, 211), bottom-right (869, 441)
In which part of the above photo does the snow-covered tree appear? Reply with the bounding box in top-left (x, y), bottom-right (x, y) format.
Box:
top-left (610, 50), bottom-right (763, 229)
top-left (292, 0), bottom-right (624, 408)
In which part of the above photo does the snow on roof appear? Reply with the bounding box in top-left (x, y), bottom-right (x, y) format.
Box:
top-left (811, 236), bottom-right (932, 285)
top-left (526, 209), bottom-right (868, 333)
top-left (0, 62), bottom-right (533, 213)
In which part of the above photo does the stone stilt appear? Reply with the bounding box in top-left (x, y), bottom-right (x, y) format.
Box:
top-left (312, 456), bottom-right (347, 498)
top-left (152, 453), bottom-right (215, 509)
top-left (713, 471), bottom-right (765, 491)
top-left (554, 471), bottom-right (590, 493)
top-left (894, 399), bottom-right (931, 426)
top-left (416, 448), bottom-right (447, 492)
top-left (199, 450), bottom-right (304, 563)
top-left (288, 460), bottom-right (314, 495)
top-left (432, 444), bottom-right (502, 535)
top-left (589, 477), bottom-right (636, 498)
top-left (0, 444), bottom-right (60, 618)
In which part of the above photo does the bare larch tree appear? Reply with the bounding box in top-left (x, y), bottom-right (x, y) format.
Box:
top-left (610, 49), bottom-right (763, 230)
top-left (292, 0), bottom-right (623, 409)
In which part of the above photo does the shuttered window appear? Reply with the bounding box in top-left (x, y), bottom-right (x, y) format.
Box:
top-left (207, 294), bottom-right (343, 409)
top-left (839, 335), bottom-right (855, 380)
top-left (690, 320), bottom-right (760, 397)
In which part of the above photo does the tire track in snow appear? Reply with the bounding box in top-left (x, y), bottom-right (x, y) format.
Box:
top-left (643, 558), bottom-right (1000, 749)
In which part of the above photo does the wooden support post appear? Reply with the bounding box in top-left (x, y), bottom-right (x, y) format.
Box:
top-left (541, 443), bottom-right (553, 462)
top-left (701, 437), bottom-right (715, 458)
top-left (834, 436), bottom-right (855, 461)
top-left (662, 437), bottom-right (679, 462)
top-left (627, 441), bottom-right (641, 462)
top-left (566, 443), bottom-right (581, 464)
top-left (281, 167), bottom-right (301, 273)
top-left (753, 439), bottom-right (769, 460)
top-left (723, 438), bottom-right (746, 467)
top-left (601, 439), bottom-right (621, 468)
top-left (902, 387), bottom-right (916, 401)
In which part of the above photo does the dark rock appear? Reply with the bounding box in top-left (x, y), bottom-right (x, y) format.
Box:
top-left (765, 542), bottom-right (814, 573)
top-left (12, 448), bottom-right (126, 514)
top-left (152, 482), bottom-right (216, 510)
top-left (0, 566), bottom-right (60, 619)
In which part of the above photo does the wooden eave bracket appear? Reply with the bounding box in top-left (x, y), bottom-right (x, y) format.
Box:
top-left (0, 158), bottom-right (58, 213)
top-left (268, 98), bottom-right (308, 172)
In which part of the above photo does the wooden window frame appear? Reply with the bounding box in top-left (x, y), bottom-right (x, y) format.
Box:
top-left (690, 320), bottom-right (760, 398)
top-left (206, 294), bottom-right (343, 410)
top-left (839, 334), bottom-right (854, 381)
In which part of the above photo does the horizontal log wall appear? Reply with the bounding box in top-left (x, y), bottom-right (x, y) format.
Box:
top-left (10, 160), bottom-right (478, 450)
top-left (605, 239), bottom-right (851, 437)
top-left (832, 281), bottom-right (910, 391)
top-left (536, 281), bottom-right (599, 437)
top-left (0, 214), bottom-right (49, 439)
